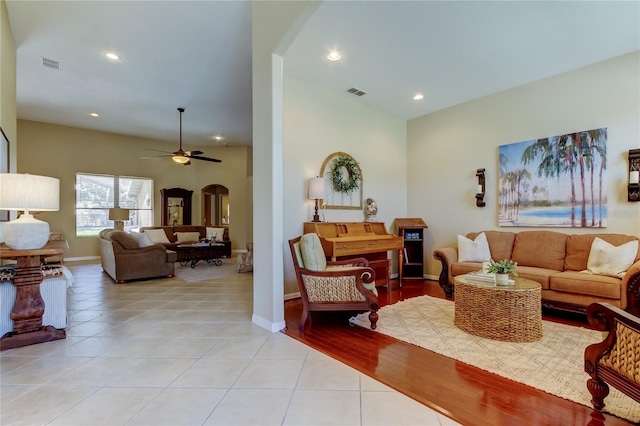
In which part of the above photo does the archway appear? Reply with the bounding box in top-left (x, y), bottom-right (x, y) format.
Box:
top-left (202, 184), bottom-right (229, 227)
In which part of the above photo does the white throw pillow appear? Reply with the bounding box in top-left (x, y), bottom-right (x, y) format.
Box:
top-left (174, 231), bottom-right (201, 244)
top-left (130, 231), bottom-right (154, 247)
top-left (206, 227), bottom-right (225, 242)
top-left (457, 232), bottom-right (492, 262)
top-left (586, 237), bottom-right (638, 278)
top-left (143, 229), bottom-right (171, 244)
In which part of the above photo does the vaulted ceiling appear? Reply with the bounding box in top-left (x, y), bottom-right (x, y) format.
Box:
top-left (7, 1), bottom-right (639, 147)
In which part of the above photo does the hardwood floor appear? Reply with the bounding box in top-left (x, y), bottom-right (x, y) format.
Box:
top-left (282, 279), bottom-right (633, 426)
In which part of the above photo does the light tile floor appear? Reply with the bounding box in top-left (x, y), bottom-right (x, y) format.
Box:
top-left (0, 261), bottom-right (459, 426)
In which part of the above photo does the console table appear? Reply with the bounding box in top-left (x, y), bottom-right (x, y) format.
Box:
top-left (0, 240), bottom-right (69, 350)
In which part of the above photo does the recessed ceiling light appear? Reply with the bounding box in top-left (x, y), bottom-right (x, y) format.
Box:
top-left (327, 51), bottom-right (341, 61)
top-left (413, 93), bottom-right (424, 101)
top-left (214, 136), bottom-right (223, 141)
top-left (105, 52), bottom-right (121, 60)
top-left (90, 112), bottom-right (99, 117)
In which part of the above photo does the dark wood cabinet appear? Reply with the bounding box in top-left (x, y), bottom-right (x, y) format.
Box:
top-left (395, 218), bottom-right (428, 280)
top-left (161, 188), bottom-right (193, 226)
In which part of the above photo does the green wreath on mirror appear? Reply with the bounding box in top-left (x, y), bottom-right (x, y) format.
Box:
top-left (330, 154), bottom-right (361, 193)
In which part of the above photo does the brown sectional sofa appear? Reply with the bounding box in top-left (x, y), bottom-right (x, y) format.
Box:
top-left (433, 230), bottom-right (640, 314)
top-left (99, 229), bottom-right (177, 283)
top-left (140, 226), bottom-right (232, 260)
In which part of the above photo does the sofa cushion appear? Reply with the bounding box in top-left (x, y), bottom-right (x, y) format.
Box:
top-left (514, 266), bottom-right (559, 290)
top-left (457, 232), bottom-right (491, 262)
top-left (467, 231), bottom-right (515, 263)
top-left (585, 237), bottom-right (638, 278)
top-left (451, 262), bottom-right (483, 277)
top-left (175, 231), bottom-right (201, 244)
top-left (206, 227), bottom-right (225, 242)
top-left (109, 231), bottom-right (139, 249)
top-left (511, 231), bottom-right (566, 271)
top-left (300, 233), bottom-right (327, 271)
top-left (564, 233), bottom-right (639, 272)
top-left (550, 271), bottom-right (621, 300)
top-left (130, 231), bottom-right (154, 247)
top-left (144, 229), bottom-right (171, 244)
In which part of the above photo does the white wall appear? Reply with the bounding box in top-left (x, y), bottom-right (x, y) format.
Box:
top-left (283, 76), bottom-right (407, 296)
top-left (408, 52), bottom-right (640, 278)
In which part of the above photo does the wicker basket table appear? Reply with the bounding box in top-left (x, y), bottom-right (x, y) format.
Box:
top-left (453, 275), bottom-right (542, 342)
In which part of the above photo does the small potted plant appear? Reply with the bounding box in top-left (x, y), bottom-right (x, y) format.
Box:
top-left (486, 259), bottom-right (518, 285)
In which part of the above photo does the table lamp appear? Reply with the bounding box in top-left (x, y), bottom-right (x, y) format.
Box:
top-left (0, 173), bottom-right (60, 250)
top-left (308, 177), bottom-right (325, 222)
top-left (109, 207), bottom-right (130, 231)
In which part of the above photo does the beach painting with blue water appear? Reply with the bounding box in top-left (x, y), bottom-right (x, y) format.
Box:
top-left (499, 128), bottom-right (607, 228)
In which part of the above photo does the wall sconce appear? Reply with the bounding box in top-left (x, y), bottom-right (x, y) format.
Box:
top-left (629, 149), bottom-right (640, 202)
top-left (475, 168), bottom-right (486, 207)
top-left (308, 177), bottom-right (325, 222)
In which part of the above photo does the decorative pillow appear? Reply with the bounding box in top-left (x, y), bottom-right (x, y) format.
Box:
top-left (458, 232), bottom-right (492, 262)
top-left (175, 232), bottom-right (201, 244)
top-left (130, 231), bottom-right (154, 248)
top-left (585, 237), bottom-right (638, 278)
top-left (143, 229), bottom-right (171, 244)
top-left (109, 231), bottom-right (139, 250)
top-left (206, 227), bottom-right (225, 241)
top-left (300, 233), bottom-right (327, 271)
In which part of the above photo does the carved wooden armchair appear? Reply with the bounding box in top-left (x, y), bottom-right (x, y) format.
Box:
top-left (584, 302), bottom-right (640, 411)
top-left (289, 234), bottom-right (378, 331)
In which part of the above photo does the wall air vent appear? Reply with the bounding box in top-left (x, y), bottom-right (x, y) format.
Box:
top-left (347, 87), bottom-right (366, 96)
top-left (41, 57), bottom-right (60, 70)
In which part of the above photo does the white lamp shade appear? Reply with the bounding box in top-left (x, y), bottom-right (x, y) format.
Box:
top-left (0, 173), bottom-right (60, 211)
top-left (0, 173), bottom-right (60, 250)
top-left (109, 208), bottom-right (130, 221)
top-left (308, 177), bottom-right (325, 200)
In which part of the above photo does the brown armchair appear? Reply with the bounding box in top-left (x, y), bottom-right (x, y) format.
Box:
top-left (289, 234), bottom-right (378, 331)
top-left (584, 302), bottom-right (640, 411)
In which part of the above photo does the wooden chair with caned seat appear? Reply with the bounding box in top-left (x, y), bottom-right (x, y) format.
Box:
top-left (584, 302), bottom-right (640, 411)
top-left (288, 233), bottom-right (378, 331)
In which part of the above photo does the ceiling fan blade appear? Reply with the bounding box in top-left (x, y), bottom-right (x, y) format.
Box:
top-left (186, 150), bottom-right (203, 156)
top-left (190, 155), bottom-right (222, 163)
top-left (141, 154), bottom-right (172, 159)
top-left (144, 148), bottom-right (173, 154)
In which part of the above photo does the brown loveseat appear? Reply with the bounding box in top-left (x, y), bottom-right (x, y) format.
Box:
top-left (99, 229), bottom-right (177, 283)
top-left (140, 226), bottom-right (232, 260)
top-left (433, 230), bottom-right (640, 313)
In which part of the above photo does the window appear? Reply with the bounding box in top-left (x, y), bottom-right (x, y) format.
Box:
top-left (76, 173), bottom-right (153, 236)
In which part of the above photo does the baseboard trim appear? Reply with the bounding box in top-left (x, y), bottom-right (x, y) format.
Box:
top-left (64, 256), bottom-right (100, 262)
top-left (251, 314), bottom-right (286, 333)
top-left (285, 292), bottom-right (301, 301)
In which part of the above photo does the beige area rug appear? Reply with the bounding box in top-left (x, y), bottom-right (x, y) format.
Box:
top-left (173, 258), bottom-right (240, 282)
top-left (350, 296), bottom-right (640, 423)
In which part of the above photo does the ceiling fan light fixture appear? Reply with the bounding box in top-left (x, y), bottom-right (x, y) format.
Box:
top-left (172, 154), bottom-right (190, 164)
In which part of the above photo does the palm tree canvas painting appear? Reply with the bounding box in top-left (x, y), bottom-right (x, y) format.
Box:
top-left (499, 128), bottom-right (607, 227)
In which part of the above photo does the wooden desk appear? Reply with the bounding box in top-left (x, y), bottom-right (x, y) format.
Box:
top-left (0, 240), bottom-right (69, 350)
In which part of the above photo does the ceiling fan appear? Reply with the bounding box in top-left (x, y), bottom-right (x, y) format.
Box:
top-left (143, 108), bottom-right (221, 165)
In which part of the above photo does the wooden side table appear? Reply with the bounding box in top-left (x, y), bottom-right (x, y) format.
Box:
top-left (453, 275), bottom-right (543, 342)
top-left (0, 240), bottom-right (69, 350)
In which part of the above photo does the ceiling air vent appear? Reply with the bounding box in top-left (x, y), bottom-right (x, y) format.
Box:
top-left (347, 87), bottom-right (366, 97)
top-left (41, 57), bottom-right (60, 70)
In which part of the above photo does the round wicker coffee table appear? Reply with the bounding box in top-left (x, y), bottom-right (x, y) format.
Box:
top-left (453, 275), bottom-right (542, 342)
